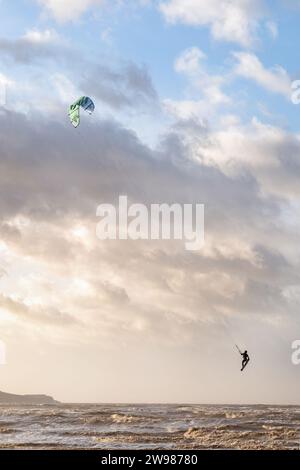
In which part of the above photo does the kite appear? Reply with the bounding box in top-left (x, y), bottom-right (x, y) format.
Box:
top-left (69, 96), bottom-right (95, 128)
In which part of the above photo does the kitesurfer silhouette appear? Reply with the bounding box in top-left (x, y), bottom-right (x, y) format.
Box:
top-left (240, 350), bottom-right (249, 371)
top-left (235, 345), bottom-right (250, 371)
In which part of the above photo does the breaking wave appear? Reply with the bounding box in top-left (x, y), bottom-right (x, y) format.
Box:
top-left (0, 403), bottom-right (299, 449)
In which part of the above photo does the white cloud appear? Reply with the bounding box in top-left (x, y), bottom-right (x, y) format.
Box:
top-left (189, 116), bottom-right (300, 201)
top-left (233, 52), bottom-right (292, 98)
top-left (159, 0), bottom-right (265, 46)
top-left (168, 48), bottom-right (291, 123)
top-left (175, 47), bottom-right (206, 74)
top-left (163, 99), bottom-right (208, 120)
top-left (23, 29), bottom-right (61, 44)
top-left (0, 73), bottom-right (13, 88)
top-left (36, 0), bottom-right (104, 22)
top-left (166, 47), bottom-right (230, 121)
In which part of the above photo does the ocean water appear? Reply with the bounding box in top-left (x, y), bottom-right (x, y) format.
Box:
top-left (0, 403), bottom-right (299, 450)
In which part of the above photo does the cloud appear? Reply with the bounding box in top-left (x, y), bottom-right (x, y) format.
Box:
top-left (164, 47), bottom-right (230, 121)
top-left (1, 108), bottom-right (300, 347)
top-left (233, 52), bottom-right (292, 98)
top-left (174, 48), bottom-right (229, 105)
top-left (35, 0), bottom-right (154, 22)
top-left (36, 0), bottom-right (105, 22)
top-left (0, 267), bottom-right (7, 279)
top-left (165, 48), bottom-right (292, 124)
top-left (0, 294), bottom-right (77, 326)
top-left (23, 29), bottom-right (61, 44)
top-left (0, 29), bottom-right (157, 116)
top-left (159, 0), bottom-right (266, 46)
top-left (186, 117), bottom-right (300, 202)
top-left (81, 62), bottom-right (158, 110)
top-left (163, 99), bottom-right (208, 121)
top-left (175, 47), bottom-right (206, 74)
top-left (1, 102), bottom-right (300, 401)
top-left (0, 29), bottom-right (69, 64)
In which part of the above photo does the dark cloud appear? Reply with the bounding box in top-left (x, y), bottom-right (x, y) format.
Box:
top-left (0, 34), bottom-right (75, 64)
top-left (80, 62), bottom-right (158, 109)
top-left (0, 32), bottom-right (158, 112)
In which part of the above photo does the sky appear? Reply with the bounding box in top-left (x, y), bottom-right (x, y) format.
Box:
top-left (1, 0), bottom-right (300, 403)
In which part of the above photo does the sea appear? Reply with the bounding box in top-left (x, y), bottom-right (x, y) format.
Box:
top-left (0, 403), bottom-right (299, 450)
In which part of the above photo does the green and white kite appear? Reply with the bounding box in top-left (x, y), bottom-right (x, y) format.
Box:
top-left (69, 96), bottom-right (95, 128)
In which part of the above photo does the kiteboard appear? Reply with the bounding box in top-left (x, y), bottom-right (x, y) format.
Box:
top-left (241, 361), bottom-right (249, 372)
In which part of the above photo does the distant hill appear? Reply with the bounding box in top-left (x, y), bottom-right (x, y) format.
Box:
top-left (0, 390), bottom-right (59, 404)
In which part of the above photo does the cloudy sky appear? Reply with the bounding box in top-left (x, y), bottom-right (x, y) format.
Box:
top-left (1, 0), bottom-right (300, 403)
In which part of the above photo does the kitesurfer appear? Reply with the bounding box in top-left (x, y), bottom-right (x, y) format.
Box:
top-left (240, 350), bottom-right (249, 371)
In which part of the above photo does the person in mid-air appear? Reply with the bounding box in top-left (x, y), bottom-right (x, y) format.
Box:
top-left (240, 350), bottom-right (250, 371)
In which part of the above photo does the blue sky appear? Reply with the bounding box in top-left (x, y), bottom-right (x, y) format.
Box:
top-left (1, 0), bottom-right (300, 131)
top-left (2, 1), bottom-right (300, 403)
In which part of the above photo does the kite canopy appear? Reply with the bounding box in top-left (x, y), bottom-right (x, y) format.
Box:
top-left (69, 96), bottom-right (95, 128)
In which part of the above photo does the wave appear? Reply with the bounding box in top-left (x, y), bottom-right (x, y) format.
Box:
top-left (182, 424), bottom-right (300, 450)
top-left (0, 427), bottom-right (17, 434)
top-left (0, 404), bottom-right (299, 450)
top-left (83, 412), bottom-right (162, 425)
top-left (111, 414), bottom-right (143, 424)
